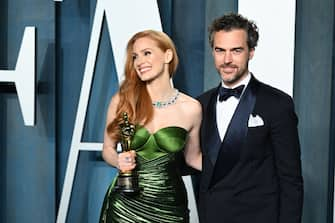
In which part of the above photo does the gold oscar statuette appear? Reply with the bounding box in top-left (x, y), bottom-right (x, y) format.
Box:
top-left (114, 112), bottom-right (140, 195)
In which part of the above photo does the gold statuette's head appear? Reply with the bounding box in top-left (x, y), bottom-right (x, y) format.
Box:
top-left (119, 112), bottom-right (135, 151)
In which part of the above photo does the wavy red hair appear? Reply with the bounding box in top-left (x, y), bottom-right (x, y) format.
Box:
top-left (107, 30), bottom-right (179, 141)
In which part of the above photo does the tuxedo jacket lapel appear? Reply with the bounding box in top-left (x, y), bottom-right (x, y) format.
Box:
top-left (201, 86), bottom-right (221, 164)
top-left (200, 86), bottom-right (222, 190)
top-left (210, 77), bottom-right (258, 186)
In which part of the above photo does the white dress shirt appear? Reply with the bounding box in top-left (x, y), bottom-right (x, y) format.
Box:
top-left (216, 73), bottom-right (251, 140)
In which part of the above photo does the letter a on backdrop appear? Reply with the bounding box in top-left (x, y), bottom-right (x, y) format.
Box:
top-left (56, 1), bottom-right (198, 222)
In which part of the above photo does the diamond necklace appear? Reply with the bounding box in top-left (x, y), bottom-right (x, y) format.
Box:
top-left (152, 89), bottom-right (180, 109)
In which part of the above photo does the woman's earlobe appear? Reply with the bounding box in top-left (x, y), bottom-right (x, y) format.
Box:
top-left (165, 49), bottom-right (173, 63)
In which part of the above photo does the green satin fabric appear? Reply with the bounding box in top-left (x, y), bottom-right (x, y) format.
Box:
top-left (100, 126), bottom-right (189, 223)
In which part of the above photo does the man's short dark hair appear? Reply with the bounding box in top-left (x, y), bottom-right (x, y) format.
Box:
top-left (208, 13), bottom-right (259, 49)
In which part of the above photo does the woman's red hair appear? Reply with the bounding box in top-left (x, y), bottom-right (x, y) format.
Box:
top-left (107, 30), bottom-right (179, 141)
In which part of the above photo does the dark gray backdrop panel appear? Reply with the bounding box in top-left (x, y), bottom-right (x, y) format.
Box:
top-left (294, 0), bottom-right (335, 222)
top-left (0, 1), bottom-right (56, 222)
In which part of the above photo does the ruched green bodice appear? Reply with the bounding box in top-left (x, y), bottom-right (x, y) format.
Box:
top-left (132, 125), bottom-right (187, 159)
top-left (100, 126), bottom-right (189, 223)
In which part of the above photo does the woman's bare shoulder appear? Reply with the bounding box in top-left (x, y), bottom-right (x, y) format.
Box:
top-left (178, 92), bottom-right (202, 116)
top-left (106, 92), bottom-right (121, 119)
top-left (108, 92), bottom-right (120, 107)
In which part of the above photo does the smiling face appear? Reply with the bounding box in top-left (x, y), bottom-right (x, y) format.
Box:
top-left (212, 29), bottom-right (254, 87)
top-left (132, 37), bottom-right (172, 82)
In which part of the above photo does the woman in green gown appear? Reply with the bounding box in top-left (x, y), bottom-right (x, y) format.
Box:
top-left (99, 30), bottom-right (202, 223)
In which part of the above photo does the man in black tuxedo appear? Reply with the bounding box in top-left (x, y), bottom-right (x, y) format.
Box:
top-left (197, 13), bottom-right (303, 223)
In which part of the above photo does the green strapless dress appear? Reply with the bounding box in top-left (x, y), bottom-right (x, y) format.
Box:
top-left (99, 126), bottom-right (189, 223)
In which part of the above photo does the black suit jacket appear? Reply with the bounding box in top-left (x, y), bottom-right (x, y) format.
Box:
top-left (197, 76), bottom-right (303, 223)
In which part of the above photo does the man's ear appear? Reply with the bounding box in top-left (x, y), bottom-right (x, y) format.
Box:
top-left (165, 49), bottom-right (173, 63)
top-left (249, 48), bottom-right (255, 60)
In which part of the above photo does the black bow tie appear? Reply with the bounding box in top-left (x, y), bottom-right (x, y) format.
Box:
top-left (218, 85), bottom-right (245, 102)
